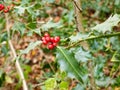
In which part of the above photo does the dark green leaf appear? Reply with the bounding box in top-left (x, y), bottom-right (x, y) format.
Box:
top-left (1, 45), bottom-right (9, 56)
top-left (56, 46), bottom-right (87, 84)
top-left (0, 70), bottom-right (5, 87)
top-left (27, 28), bottom-right (41, 36)
top-left (27, 22), bottom-right (37, 29)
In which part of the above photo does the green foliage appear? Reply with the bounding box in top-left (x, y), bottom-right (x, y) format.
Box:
top-left (21, 64), bottom-right (32, 79)
top-left (44, 71), bottom-right (69, 90)
top-left (74, 47), bottom-right (91, 62)
top-left (0, 33), bottom-right (8, 43)
top-left (92, 14), bottom-right (120, 33)
top-left (45, 78), bottom-right (57, 90)
top-left (72, 84), bottom-right (84, 90)
top-left (114, 76), bottom-right (120, 86)
top-left (70, 33), bottom-right (88, 42)
top-left (56, 46), bottom-right (87, 85)
top-left (12, 21), bottom-right (26, 36)
top-left (41, 20), bottom-right (62, 31)
top-left (1, 0), bottom-right (120, 90)
top-left (59, 81), bottom-right (69, 90)
top-left (14, 6), bottom-right (25, 15)
top-left (0, 70), bottom-right (5, 87)
top-left (1, 45), bottom-right (9, 56)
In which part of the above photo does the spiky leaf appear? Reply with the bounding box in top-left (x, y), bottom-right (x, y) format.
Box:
top-left (92, 14), bottom-right (120, 33)
top-left (12, 22), bottom-right (26, 36)
top-left (56, 46), bottom-right (87, 84)
top-left (70, 33), bottom-right (88, 42)
top-left (74, 47), bottom-right (91, 62)
top-left (41, 20), bottom-right (62, 31)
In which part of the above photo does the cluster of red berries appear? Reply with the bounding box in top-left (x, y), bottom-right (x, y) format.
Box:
top-left (42, 33), bottom-right (60, 49)
top-left (0, 4), bottom-right (10, 13)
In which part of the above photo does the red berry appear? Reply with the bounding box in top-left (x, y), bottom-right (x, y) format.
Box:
top-left (42, 37), bottom-right (46, 41)
top-left (0, 4), bottom-right (2, 7)
top-left (45, 36), bottom-right (51, 42)
top-left (48, 44), bottom-right (54, 49)
top-left (42, 40), bottom-right (48, 45)
top-left (54, 36), bottom-right (60, 42)
top-left (53, 42), bottom-right (57, 47)
top-left (44, 33), bottom-right (50, 37)
top-left (50, 37), bottom-right (55, 42)
top-left (0, 4), bottom-right (5, 11)
top-left (3, 9), bottom-right (9, 13)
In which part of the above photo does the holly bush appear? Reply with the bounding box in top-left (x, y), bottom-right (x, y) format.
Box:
top-left (0, 0), bottom-right (120, 90)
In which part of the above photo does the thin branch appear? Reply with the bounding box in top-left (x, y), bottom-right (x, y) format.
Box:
top-left (66, 32), bottom-right (120, 49)
top-left (73, 0), bottom-right (82, 12)
top-left (88, 60), bottom-right (96, 90)
top-left (73, 0), bottom-right (89, 50)
top-left (32, 83), bottom-right (45, 88)
top-left (47, 61), bottom-right (56, 74)
top-left (5, 14), bottom-right (28, 90)
top-left (73, 0), bottom-right (84, 32)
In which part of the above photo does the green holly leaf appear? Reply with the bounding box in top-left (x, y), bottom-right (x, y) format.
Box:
top-left (70, 33), bottom-right (88, 42)
top-left (20, 41), bottom-right (42, 54)
top-left (74, 47), bottom-right (91, 62)
top-left (27, 28), bottom-right (41, 36)
top-left (41, 20), bottom-right (62, 31)
top-left (27, 22), bottom-right (37, 29)
top-left (21, 0), bottom-right (30, 5)
top-left (1, 45), bottom-right (9, 56)
top-left (26, 6), bottom-right (37, 20)
top-left (72, 84), bottom-right (85, 90)
top-left (14, 6), bottom-right (26, 15)
top-left (96, 77), bottom-right (114, 87)
top-left (0, 32), bottom-right (7, 43)
top-left (92, 14), bottom-right (120, 33)
top-left (56, 46), bottom-right (87, 84)
top-left (12, 22), bottom-right (26, 36)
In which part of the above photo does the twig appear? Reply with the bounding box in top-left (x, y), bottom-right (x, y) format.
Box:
top-left (47, 61), bottom-right (56, 74)
top-left (73, 0), bottom-right (82, 12)
top-left (73, 0), bottom-right (89, 50)
top-left (32, 83), bottom-right (45, 88)
top-left (88, 60), bottom-right (96, 90)
top-left (5, 14), bottom-right (28, 90)
top-left (45, 55), bottom-right (56, 74)
top-left (66, 32), bottom-right (120, 49)
top-left (73, 0), bottom-right (84, 32)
